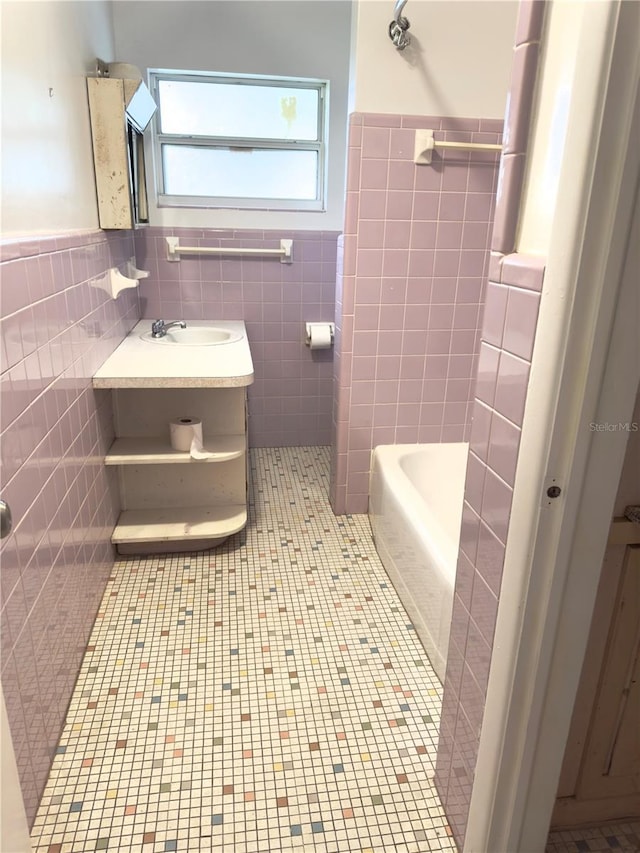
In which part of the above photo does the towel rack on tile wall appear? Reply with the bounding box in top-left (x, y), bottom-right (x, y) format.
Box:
top-left (414, 129), bottom-right (503, 165)
top-left (165, 236), bottom-right (293, 264)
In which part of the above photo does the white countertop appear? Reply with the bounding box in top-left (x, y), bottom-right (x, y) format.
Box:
top-left (93, 320), bottom-right (254, 388)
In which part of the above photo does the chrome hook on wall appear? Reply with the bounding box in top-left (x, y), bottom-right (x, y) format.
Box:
top-left (389, 0), bottom-right (411, 50)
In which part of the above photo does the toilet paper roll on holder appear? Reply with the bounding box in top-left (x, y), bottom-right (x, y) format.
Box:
top-left (305, 322), bottom-right (335, 348)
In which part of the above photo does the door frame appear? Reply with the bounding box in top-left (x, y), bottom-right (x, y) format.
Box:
top-left (464, 1), bottom-right (640, 850)
top-left (1, 689), bottom-right (32, 851)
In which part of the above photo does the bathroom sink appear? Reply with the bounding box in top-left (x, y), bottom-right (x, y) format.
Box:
top-left (93, 320), bottom-right (253, 388)
top-left (139, 326), bottom-right (243, 346)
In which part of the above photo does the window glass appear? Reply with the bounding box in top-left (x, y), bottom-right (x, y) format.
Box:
top-left (158, 80), bottom-right (319, 141)
top-left (161, 145), bottom-right (319, 200)
top-left (150, 70), bottom-right (327, 210)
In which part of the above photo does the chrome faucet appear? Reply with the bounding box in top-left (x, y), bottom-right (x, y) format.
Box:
top-left (151, 319), bottom-right (187, 338)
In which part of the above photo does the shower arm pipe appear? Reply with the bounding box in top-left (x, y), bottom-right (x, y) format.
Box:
top-left (389, 0), bottom-right (411, 50)
top-left (393, 0), bottom-right (409, 23)
top-left (165, 236), bottom-right (293, 264)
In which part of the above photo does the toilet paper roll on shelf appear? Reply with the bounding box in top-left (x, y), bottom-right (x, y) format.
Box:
top-left (305, 322), bottom-right (335, 349)
top-left (169, 418), bottom-right (215, 460)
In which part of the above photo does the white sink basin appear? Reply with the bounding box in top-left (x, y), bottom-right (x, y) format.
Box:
top-left (93, 320), bottom-right (253, 388)
top-left (140, 325), bottom-right (243, 346)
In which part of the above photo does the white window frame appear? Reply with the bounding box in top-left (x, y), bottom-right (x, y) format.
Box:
top-left (148, 69), bottom-right (328, 212)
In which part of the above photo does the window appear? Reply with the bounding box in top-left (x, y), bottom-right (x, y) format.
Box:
top-left (149, 70), bottom-right (328, 211)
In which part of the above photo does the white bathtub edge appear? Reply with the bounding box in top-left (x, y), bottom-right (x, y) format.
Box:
top-left (368, 442), bottom-right (468, 685)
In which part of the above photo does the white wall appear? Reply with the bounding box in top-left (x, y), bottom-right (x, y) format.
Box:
top-left (0, 0), bottom-right (516, 236)
top-left (351, 0), bottom-right (518, 118)
top-left (111, 1), bottom-right (352, 231)
top-left (0, 0), bottom-right (115, 236)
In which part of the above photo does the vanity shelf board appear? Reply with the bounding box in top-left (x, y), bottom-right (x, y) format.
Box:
top-left (112, 505), bottom-right (247, 544)
top-left (105, 435), bottom-right (245, 465)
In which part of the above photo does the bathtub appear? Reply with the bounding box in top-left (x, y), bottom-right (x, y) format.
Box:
top-left (368, 443), bottom-right (469, 683)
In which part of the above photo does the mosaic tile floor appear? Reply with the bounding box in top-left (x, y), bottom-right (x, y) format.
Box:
top-left (29, 446), bottom-right (640, 853)
top-left (31, 447), bottom-right (455, 853)
top-left (546, 823), bottom-right (640, 853)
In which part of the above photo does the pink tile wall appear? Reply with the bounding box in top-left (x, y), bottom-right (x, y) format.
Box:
top-left (0, 230), bottom-right (139, 824)
top-left (331, 113), bottom-right (503, 514)
top-left (492, 0), bottom-right (545, 254)
top-left (135, 228), bottom-right (338, 447)
top-left (435, 5), bottom-right (547, 844)
top-left (435, 255), bottom-right (544, 845)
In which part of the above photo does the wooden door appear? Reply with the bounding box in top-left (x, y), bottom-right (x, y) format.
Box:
top-left (552, 522), bottom-right (640, 827)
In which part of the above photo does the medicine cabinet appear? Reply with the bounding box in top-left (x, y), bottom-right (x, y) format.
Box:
top-left (87, 74), bottom-right (157, 229)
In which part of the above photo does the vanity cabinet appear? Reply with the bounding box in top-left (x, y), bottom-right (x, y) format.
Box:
top-left (107, 388), bottom-right (248, 554)
top-left (93, 320), bottom-right (254, 554)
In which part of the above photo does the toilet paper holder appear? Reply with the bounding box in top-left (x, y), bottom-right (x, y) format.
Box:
top-left (305, 322), bottom-right (335, 348)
